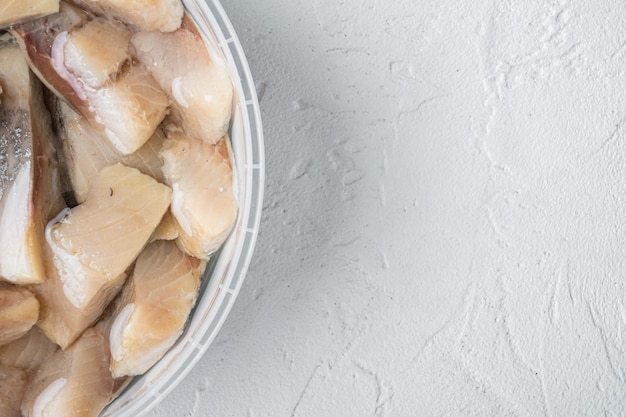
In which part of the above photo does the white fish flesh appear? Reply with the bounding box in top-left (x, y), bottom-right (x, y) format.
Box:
top-left (36, 163), bottom-right (172, 349)
top-left (150, 209), bottom-right (179, 243)
top-left (21, 326), bottom-right (128, 417)
top-left (12, 3), bottom-right (170, 155)
top-left (34, 250), bottom-right (128, 351)
top-left (160, 132), bottom-right (238, 259)
top-left (69, 0), bottom-right (183, 32)
top-left (87, 66), bottom-right (169, 154)
top-left (53, 98), bottom-right (165, 203)
top-left (11, 2), bottom-right (90, 105)
top-left (0, 284), bottom-right (39, 347)
top-left (132, 22), bottom-right (233, 145)
top-left (0, 41), bottom-right (65, 284)
top-left (0, 364), bottom-right (28, 417)
top-left (109, 240), bottom-right (202, 377)
top-left (0, 0), bottom-right (59, 28)
top-left (62, 17), bottom-right (131, 89)
top-left (0, 326), bottom-right (58, 373)
top-left (0, 1), bottom-right (240, 413)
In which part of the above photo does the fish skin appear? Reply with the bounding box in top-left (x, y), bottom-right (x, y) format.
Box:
top-left (160, 132), bottom-right (238, 259)
top-left (0, 42), bottom-right (65, 284)
top-left (52, 98), bottom-right (165, 204)
top-left (35, 164), bottom-right (172, 349)
top-left (109, 240), bottom-right (202, 377)
top-left (12, 3), bottom-right (170, 155)
top-left (11, 2), bottom-right (90, 113)
top-left (0, 283), bottom-right (39, 347)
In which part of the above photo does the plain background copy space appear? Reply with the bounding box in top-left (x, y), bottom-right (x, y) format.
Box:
top-left (149, 1), bottom-right (626, 416)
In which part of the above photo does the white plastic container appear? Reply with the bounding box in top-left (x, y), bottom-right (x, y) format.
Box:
top-left (101, 0), bottom-right (264, 415)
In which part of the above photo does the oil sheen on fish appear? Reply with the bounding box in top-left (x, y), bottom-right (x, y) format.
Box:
top-left (21, 326), bottom-right (127, 417)
top-left (0, 41), bottom-right (65, 284)
top-left (132, 24), bottom-right (233, 145)
top-left (12, 3), bottom-right (170, 155)
top-left (35, 163), bottom-right (172, 349)
top-left (160, 132), bottom-right (238, 259)
top-left (0, 284), bottom-right (39, 347)
top-left (109, 240), bottom-right (202, 377)
top-left (53, 99), bottom-right (165, 203)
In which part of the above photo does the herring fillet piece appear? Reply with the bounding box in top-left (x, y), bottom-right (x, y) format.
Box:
top-left (160, 132), bottom-right (238, 259)
top-left (11, 2), bottom-right (89, 110)
top-left (62, 17), bottom-right (131, 89)
top-left (0, 42), bottom-right (65, 284)
top-left (0, 326), bottom-right (58, 373)
top-left (52, 99), bottom-right (165, 204)
top-left (34, 250), bottom-right (127, 350)
top-left (132, 23), bottom-right (233, 145)
top-left (12, 3), bottom-right (170, 155)
top-left (87, 66), bottom-right (169, 154)
top-left (68, 0), bottom-right (183, 32)
top-left (49, 164), bottom-right (172, 280)
top-left (0, 364), bottom-right (28, 417)
top-left (109, 240), bottom-right (202, 377)
top-left (0, 284), bottom-right (39, 347)
top-left (0, 0), bottom-right (59, 28)
top-left (150, 209), bottom-right (179, 243)
top-left (21, 327), bottom-right (128, 417)
top-left (35, 163), bottom-right (172, 349)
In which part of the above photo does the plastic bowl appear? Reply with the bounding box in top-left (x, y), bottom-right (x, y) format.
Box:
top-left (100, 1), bottom-right (264, 415)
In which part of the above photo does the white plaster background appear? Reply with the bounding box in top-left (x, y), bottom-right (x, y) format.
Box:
top-left (149, 0), bottom-right (626, 416)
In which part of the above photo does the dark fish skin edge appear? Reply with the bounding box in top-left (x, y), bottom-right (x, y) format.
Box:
top-left (44, 90), bottom-right (78, 208)
top-left (10, 5), bottom-right (95, 131)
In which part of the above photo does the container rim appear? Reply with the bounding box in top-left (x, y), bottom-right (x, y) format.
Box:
top-left (101, 0), bottom-right (264, 415)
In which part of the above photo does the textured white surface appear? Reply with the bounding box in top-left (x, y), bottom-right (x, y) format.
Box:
top-left (149, 0), bottom-right (626, 416)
